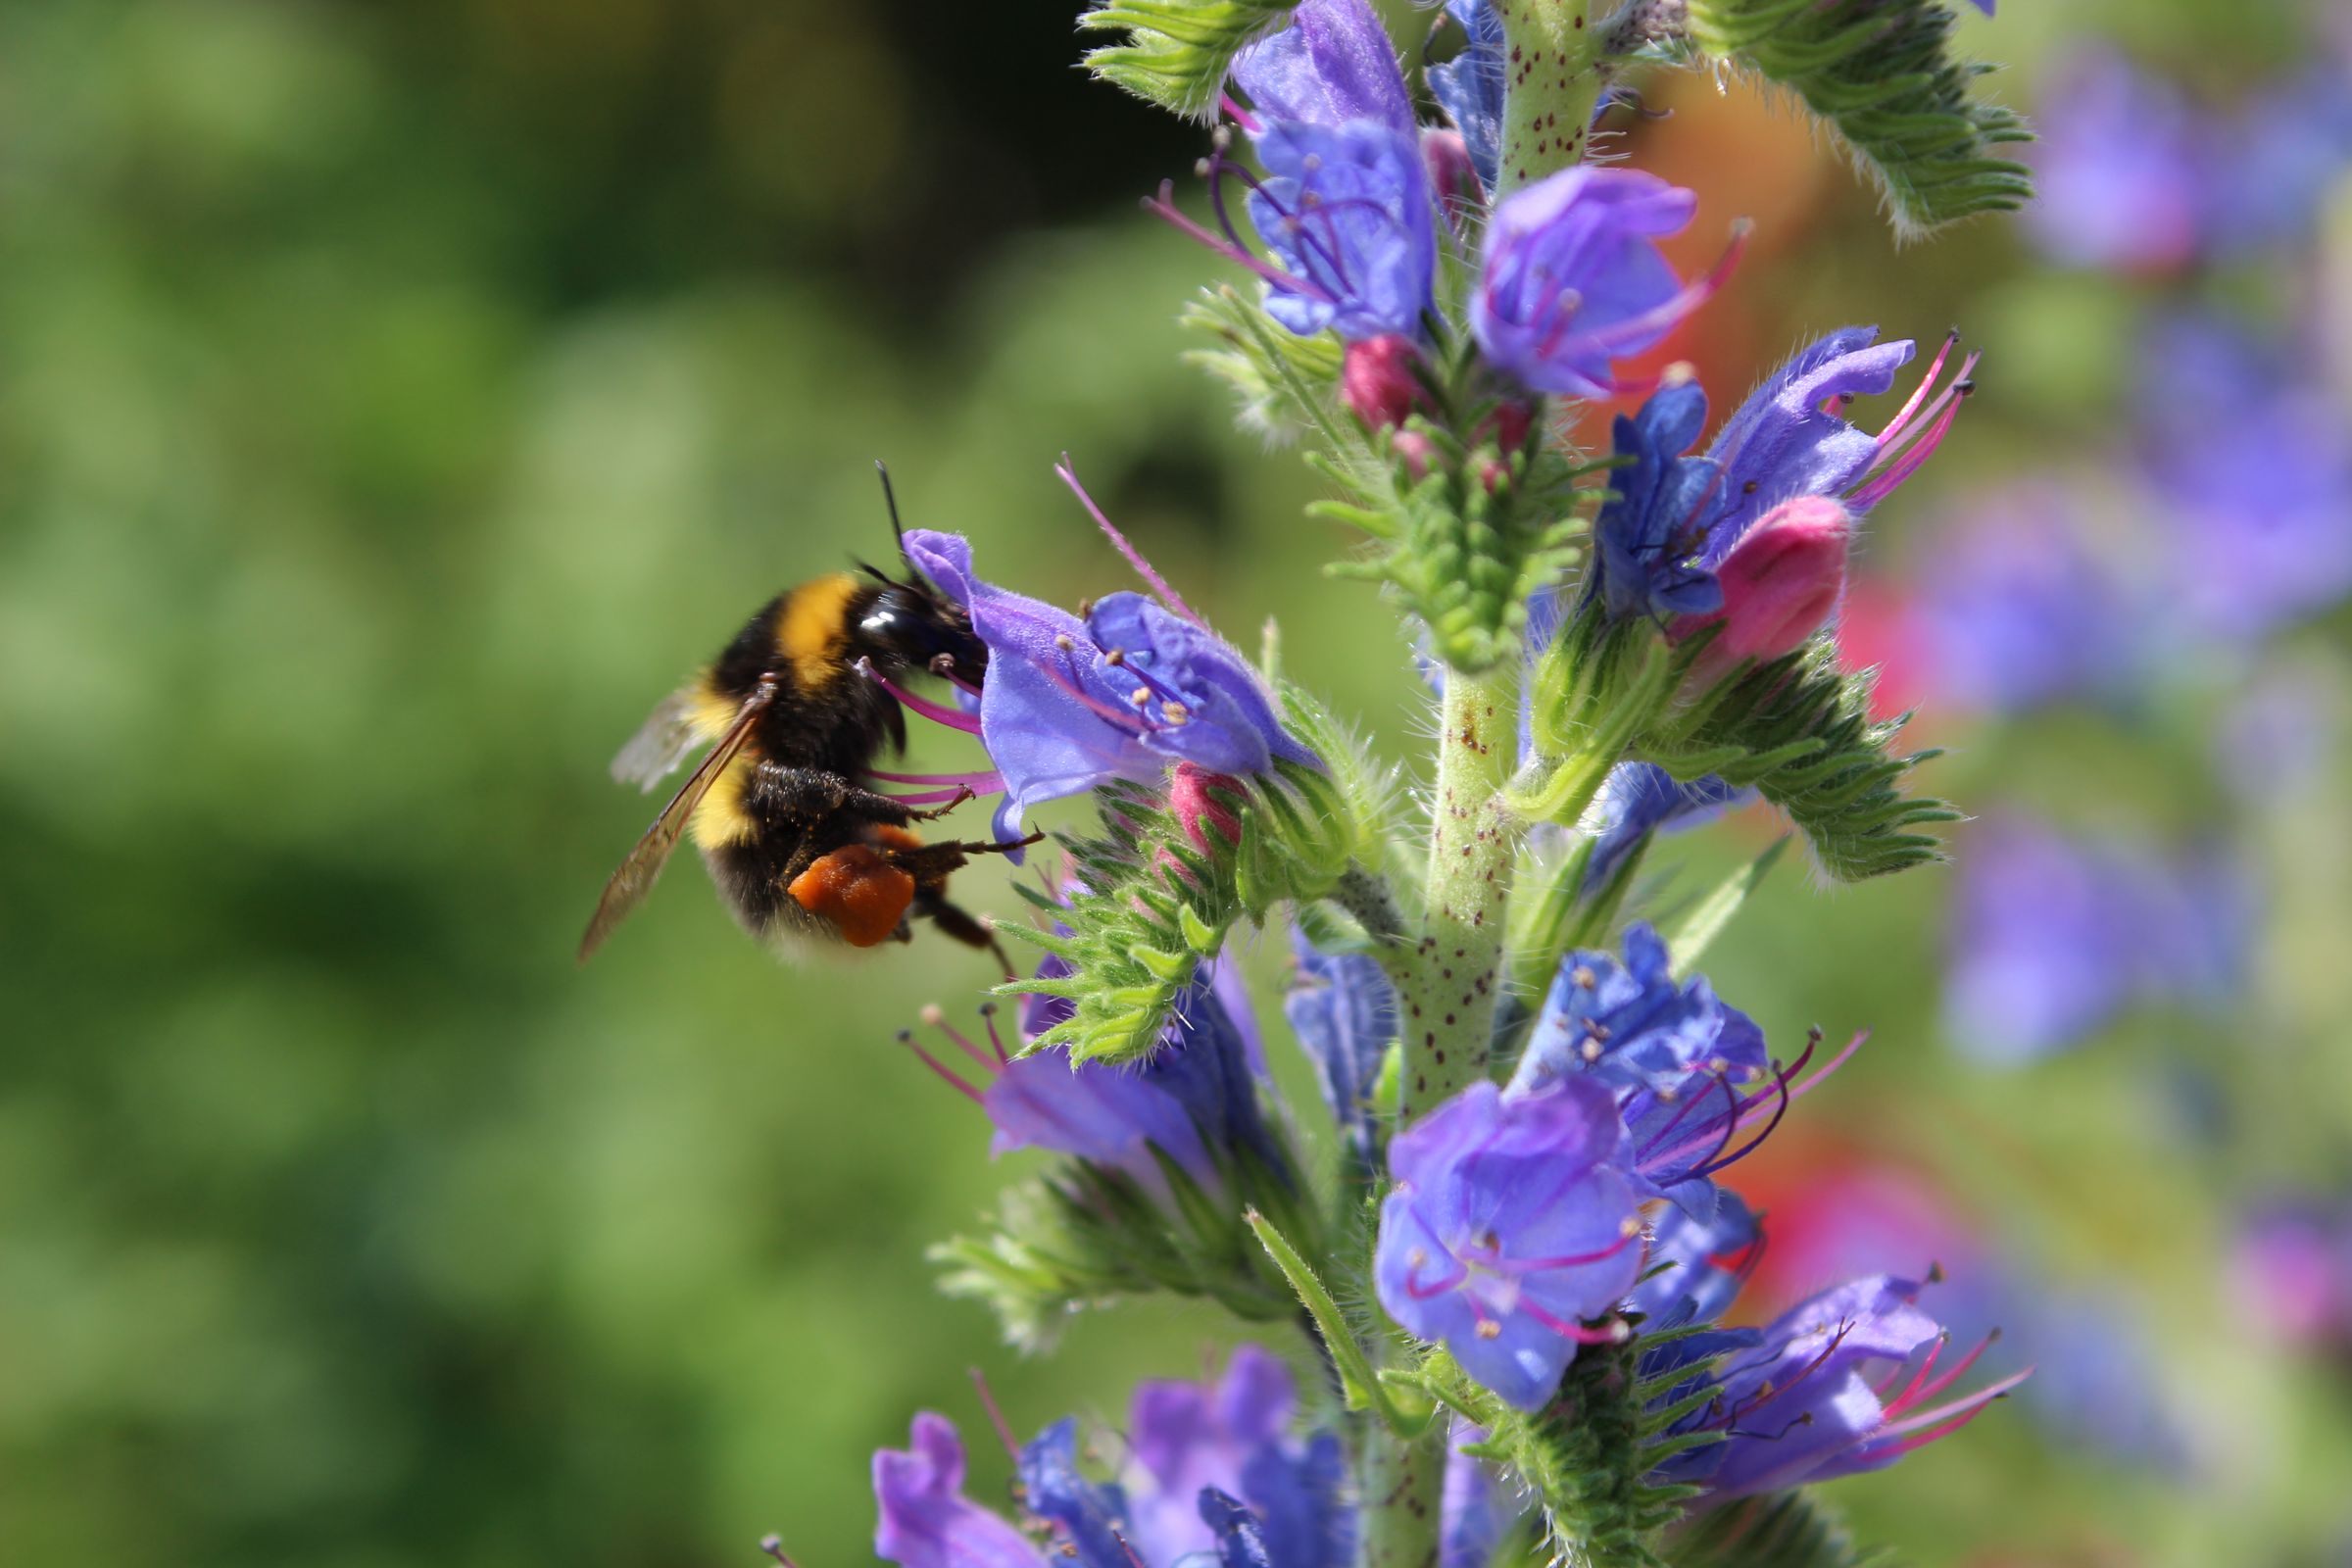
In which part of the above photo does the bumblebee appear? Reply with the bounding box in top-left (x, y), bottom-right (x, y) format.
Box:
top-left (578, 468), bottom-right (1030, 969)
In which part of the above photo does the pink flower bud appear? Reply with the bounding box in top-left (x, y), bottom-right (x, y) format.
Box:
top-left (1420, 126), bottom-right (1483, 214)
top-left (1169, 762), bottom-right (1246, 856)
top-left (1343, 334), bottom-right (1427, 430)
top-left (1672, 496), bottom-right (1853, 682)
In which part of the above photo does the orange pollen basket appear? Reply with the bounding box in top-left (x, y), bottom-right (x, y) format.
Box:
top-left (787, 844), bottom-right (917, 947)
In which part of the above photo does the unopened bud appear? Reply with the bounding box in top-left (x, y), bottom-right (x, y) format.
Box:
top-left (1168, 761), bottom-right (1247, 855)
top-left (1343, 334), bottom-right (1428, 431)
top-left (1420, 126), bottom-right (1483, 212)
top-left (1672, 496), bottom-right (1853, 682)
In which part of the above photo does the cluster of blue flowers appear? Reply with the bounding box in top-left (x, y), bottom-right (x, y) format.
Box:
top-left (742, 1), bottom-right (2049, 1563)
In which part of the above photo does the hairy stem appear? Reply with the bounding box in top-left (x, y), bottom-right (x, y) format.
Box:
top-left (1395, 663), bottom-right (1521, 1124)
top-left (1356, 1421), bottom-right (1446, 1568)
top-left (1492, 0), bottom-right (1607, 202)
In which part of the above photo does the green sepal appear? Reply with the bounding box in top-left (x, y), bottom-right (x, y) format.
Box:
top-left (1181, 283), bottom-right (1348, 446)
top-left (934, 1126), bottom-right (1324, 1351)
top-left (1665, 1494), bottom-right (1888, 1568)
top-left (997, 682), bottom-right (1393, 1065)
top-left (1633, 639), bottom-right (1954, 882)
top-left (1682, 0), bottom-right (2033, 236)
top-left (1303, 329), bottom-right (1599, 676)
top-left (1079, 0), bottom-right (1304, 121)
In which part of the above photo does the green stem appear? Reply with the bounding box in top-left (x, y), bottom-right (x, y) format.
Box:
top-left (1395, 663), bottom-right (1521, 1124)
top-left (1492, 0), bottom-right (1607, 202)
top-left (1356, 1421), bottom-right (1446, 1568)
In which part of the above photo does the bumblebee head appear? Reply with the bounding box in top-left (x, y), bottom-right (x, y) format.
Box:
top-left (856, 575), bottom-right (988, 689)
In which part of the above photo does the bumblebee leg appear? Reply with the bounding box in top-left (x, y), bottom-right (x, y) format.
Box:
top-left (912, 885), bottom-right (1016, 979)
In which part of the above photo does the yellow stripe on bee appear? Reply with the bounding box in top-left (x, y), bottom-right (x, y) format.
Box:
top-left (689, 756), bottom-right (759, 849)
top-left (686, 675), bottom-right (741, 743)
top-left (777, 573), bottom-right (860, 690)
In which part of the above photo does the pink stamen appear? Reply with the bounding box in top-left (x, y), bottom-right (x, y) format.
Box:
top-left (1876, 1369), bottom-right (2031, 1443)
top-left (924, 1007), bottom-right (1000, 1075)
top-left (1892, 1332), bottom-right (2001, 1411)
top-left (857, 658), bottom-right (983, 734)
top-left (1220, 93), bottom-right (1259, 134)
top-left (867, 767), bottom-right (1004, 789)
top-left (979, 1003), bottom-right (1011, 1064)
top-left (1572, 220), bottom-right (1753, 356)
top-left (1484, 1229), bottom-right (1640, 1274)
top-left (1518, 1300), bottom-right (1627, 1344)
top-left (1040, 657), bottom-right (1157, 735)
top-left (1874, 329), bottom-right (1961, 445)
top-left (1054, 457), bottom-right (1206, 627)
top-left (966, 1367), bottom-right (1023, 1461)
top-left (760, 1536), bottom-right (800, 1568)
top-left (1849, 382), bottom-right (1971, 512)
top-left (898, 1030), bottom-right (982, 1102)
top-left (1147, 180), bottom-right (1335, 303)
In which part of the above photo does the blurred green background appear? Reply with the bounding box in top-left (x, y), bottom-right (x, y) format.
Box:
top-left (3, 2), bottom-right (2347, 1565)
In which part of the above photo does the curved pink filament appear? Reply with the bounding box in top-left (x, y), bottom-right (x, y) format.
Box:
top-left (858, 659), bottom-right (983, 734)
top-left (1055, 457), bottom-right (1205, 627)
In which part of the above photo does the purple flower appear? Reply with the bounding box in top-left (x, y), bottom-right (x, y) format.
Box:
top-left (1702, 327), bottom-right (1958, 555)
top-left (2133, 317), bottom-right (2352, 643)
top-left (1019, 1420), bottom-right (1137, 1568)
top-left (1284, 926), bottom-right (1396, 1157)
top-left (1121, 1347), bottom-right (1352, 1568)
top-left (1589, 381), bottom-right (1727, 621)
top-left (2207, 63), bottom-right (2352, 254)
top-left (2023, 49), bottom-right (2204, 272)
top-left (1945, 816), bottom-right (2249, 1062)
top-left (906, 956), bottom-right (1289, 1202)
top-left (874, 1414), bottom-right (1054, 1568)
top-left (1428, 1), bottom-right (1504, 193)
top-left (1229, 0), bottom-right (1413, 135)
top-left (1374, 1079), bottom-right (1643, 1409)
top-left (1658, 1275), bottom-right (2024, 1499)
top-left (1246, 121), bottom-right (1438, 341)
top-left (1509, 924), bottom-right (1767, 1104)
top-left (1440, 1421), bottom-right (1512, 1568)
top-left (1471, 168), bottom-right (1725, 399)
top-left (1906, 482), bottom-right (2153, 712)
top-left (1628, 1191), bottom-right (1759, 1330)
top-left (1589, 330), bottom-right (1973, 628)
top-left (1508, 923), bottom-right (1829, 1218)
top-left (903, 529), bottom-right (1314, 839)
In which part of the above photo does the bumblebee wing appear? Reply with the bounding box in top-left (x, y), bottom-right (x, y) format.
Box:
top-left (611, 684), bottom-right (709, 793)
top-left (578, 676), bottom-right (777, 963)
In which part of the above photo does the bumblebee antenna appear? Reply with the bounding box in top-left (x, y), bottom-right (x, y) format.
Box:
top-left (874, 460), bottom-right (907, 560)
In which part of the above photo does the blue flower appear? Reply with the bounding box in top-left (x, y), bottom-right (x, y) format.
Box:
top-left (904, 529), bottom-right (1315, 839)
top-left (1428, 1), bottom-right (1504, 192)
top-left (1654, 1275), bottom-right (2025, 1499)
top-left (1246, 121), bottom-right (1438, 341)
top-left (1122, 1347), bottom-right (1353, 1568)
top-left (1589, 381), bottom-right (1728, 621)
top-left (1509, 924), bottom-right (1794, 1215)
top-left (1020, 1420), bottom-right (1137, 1568)
top-left (1509, 924), bottom-right (1767, 1104)
top-left (1579, 762), bottom-right (1749, 898)
top-left (2023, 48), bottom-right (2205, 273)
top-left (954, 959), bottom-right (1290, 1200)
top-left (2208, 62), bottom-right (2352, 254)
top-left (1944, 816), bottom-right (2249, 1063)
top-left (1374, 1079), bottom-right (1643, 1409)
top-left (1229, 0), bottom-right (1414, 135)
top-left (874, 1414), bottom-right (1058, 1568)
top-left (1283, 926), bottom-right (1396, 1157)
top-left (1628, 1191), bottom-right (1759, 1330)
top-left (1907, 482), bottom-right (2154, 712)
top-left (1701, 327), bottom-right (1931, 555)
top-left (2133, 316), bottom-right (2352, 642)
top-left (1471, 168), bottom-right (1719, 399)
top-left (1584, 329), bottom-right (1975, 646)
